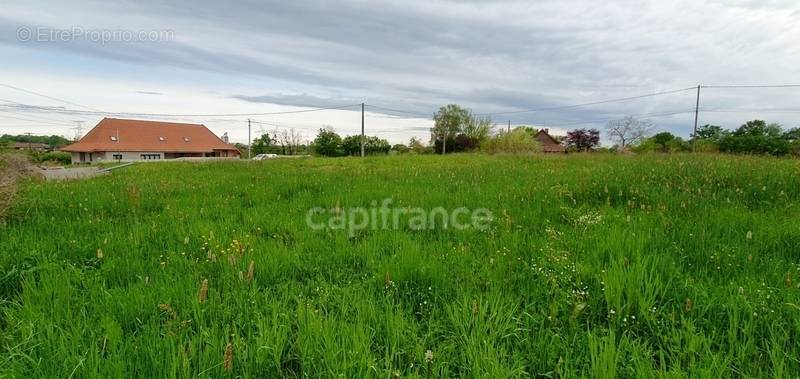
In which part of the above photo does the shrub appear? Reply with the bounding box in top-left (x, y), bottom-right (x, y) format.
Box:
top-left (341, 135), bottom-right (391, 156)
top-left (391, 144), bottom-right (409, 154)
top-left (481, 129), bottom-right (539, 155)
top-left (691, 139), bottom-right (719, 153)
top-left (312, 128), bottom-right (343, 157)
top-left (30, 151), bottom-right (71, 165)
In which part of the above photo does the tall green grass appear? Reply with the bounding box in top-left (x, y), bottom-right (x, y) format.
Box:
top-left (1, 153), bottom-right (799, 377)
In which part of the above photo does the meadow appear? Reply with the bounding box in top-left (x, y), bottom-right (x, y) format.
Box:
top-left (1, 153), bottom-right (799, 377)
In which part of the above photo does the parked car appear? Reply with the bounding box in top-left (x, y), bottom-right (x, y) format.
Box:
top-left (252, 153), bottom-right (278, 160)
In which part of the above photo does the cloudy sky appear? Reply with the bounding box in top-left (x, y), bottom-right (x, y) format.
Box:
top-left (1, 0), bottom-right (800, 144)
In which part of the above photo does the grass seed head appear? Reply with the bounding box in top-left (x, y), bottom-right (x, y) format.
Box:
top-left (199, 279), bottom-right (209, 304)
top-left (96, 248), bottom-right (103, 259)
top-left (223, 342), bottom-right (233, 372)
top-left (684, 298), bottom-right (693, 313)
top-left (246, 261), bottom-right (255, 282)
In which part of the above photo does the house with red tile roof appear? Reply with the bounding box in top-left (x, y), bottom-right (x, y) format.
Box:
top-left (61, 118), bottom-right (240, 163)
top-left (534, 129), bottom-right (566, 153)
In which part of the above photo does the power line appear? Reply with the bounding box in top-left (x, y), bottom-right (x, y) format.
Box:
top-left (0, 101), bottom-right (363, 118)
top-left (366, 104), bottom-right (430, 117)
top-left (473, 87), bottom-right (697, 116)
top-left (701, 108), bottom-right (800, 113)
top-left (0, 113), bottom-right (76, 126)
top-left (0, 83), bottom-right (105, 112)
top-left (702, 84), bottom-right (800, 89)
top-left (541, 109), bottom-right (695, 128)
top-left (0, 107), bottom-right (91, 124)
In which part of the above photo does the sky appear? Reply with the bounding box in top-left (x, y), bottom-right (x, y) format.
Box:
top-left (1, 0), bottom-right (800, 144)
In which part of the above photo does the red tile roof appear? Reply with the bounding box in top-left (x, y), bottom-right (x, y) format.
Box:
top-left (61, 118), bottom-right (239, 153)
top-left (534, 130), bottom-right (566, 153)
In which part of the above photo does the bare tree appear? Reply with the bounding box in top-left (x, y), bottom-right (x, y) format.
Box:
top-left (605, 116), bottom-right (652, 148)
top-left (271, 127), bottom-right (285, 155)
top-left (287, 128), bottom-right (303, 155)
top-left (272, 128), bottom-right (304, 155)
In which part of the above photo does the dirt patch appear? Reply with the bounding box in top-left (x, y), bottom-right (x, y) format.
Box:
top-left (0, 154), bottom-right (39, 220)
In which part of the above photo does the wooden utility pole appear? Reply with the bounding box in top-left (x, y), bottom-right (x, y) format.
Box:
top-left (507, 120), bottom-right (511, 133)
top-left (361, 103), bottom-right (365, 157)
top-left (248, 119), bottom-right (252, 159)
top-left (693, 85), bottom-right (700, 136)
top-left (442, 129), bottom-right (446, 155)
top-left (693, 85), bottom-right (700, 152)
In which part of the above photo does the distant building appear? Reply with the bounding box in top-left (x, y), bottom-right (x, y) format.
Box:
top-left (60, 118), bottom-right (240, 164)
top-left (534, 129), bottom-right (566, 153)
top-left (12, 142), bottom-right (49, 151)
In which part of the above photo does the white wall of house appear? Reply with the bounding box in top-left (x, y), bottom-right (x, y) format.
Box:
top-left (69, 151), bottom-right (237, 164)
top-left (71, 151), bottom-right (164, 164)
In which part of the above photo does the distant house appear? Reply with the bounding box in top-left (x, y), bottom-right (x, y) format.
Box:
top-left (534, 129), bottom-right (566, 153)
top-left (12, 142), bottom-right (49, 151)
top-left (61, 118), bottom-right (240, 164)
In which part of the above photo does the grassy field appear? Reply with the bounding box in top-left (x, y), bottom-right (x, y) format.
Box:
top-left (1, 154), bottom-right (799, 377)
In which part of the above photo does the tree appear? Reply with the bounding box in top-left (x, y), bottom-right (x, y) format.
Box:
top-left (482, 129), bottom-right (539, 155)
top-left (463, 116), bottom-right (494, 143)
top-left (564, 128), bottom-right (600, 152)
top-left (718, 120), bottom-right (790, 156)
top-left (431, 104), bottom-right (471, 154)
top-left (514, 126), bottom-right (538, 138)
top-left (408, 137), bottom-right (427, 154)
top-left (692, 124), bottom-right (726, 141)
top-left (783, 127), bottom-right (800, 142)
top-left (312, 127), bottom-right (343, 157)
top-left (785, 128), bottom-right (800, 156)
top-left (651, 132), bottom-right (676, 152)
top-left (341, 135), bottom-right (361, 156)
top-left (272, 128), bottom-right (304, 155)
top-left (0, 134), bottom-right (71, 149)
top-left (391, 144), bottom-right (409, 154)
top-left (365, 136), bottom-right (391, 155)
top-left (251, 133), bottom-right (274, 155)
top-left (733, 120), bottom-right (782, 138)
top-left (605, 116), bottom-right (652, 148)
top-left (341, 135), bottom-right (391, 156)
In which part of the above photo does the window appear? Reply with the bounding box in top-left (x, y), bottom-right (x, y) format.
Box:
top-left (110, 136), bottom-right (118, 141)
top-left (159, 137), bottom-right (165, 141)
top-left (113, 154), bottom-right (122, 160)
top-left (140, 154), bottom-right (161, 160)
top-left (184, 137), bottom-right (191, 142)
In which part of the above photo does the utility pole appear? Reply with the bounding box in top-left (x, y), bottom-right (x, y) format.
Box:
top-left (442, 129), bottom-right (446, 155)
top-left (507, 120), bottom-right (511, 133)
top-left (361, 103), bottom-right (365, 157)
top-left (25, 132), bottom-right (32, 151)
top-left (248, 119), bottom-right (252, 159)
top-left (693, 85), bottom-right (701, 152)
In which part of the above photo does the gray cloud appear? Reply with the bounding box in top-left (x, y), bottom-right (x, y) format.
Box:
top-left (2, 0), bottom-right (800, 136)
